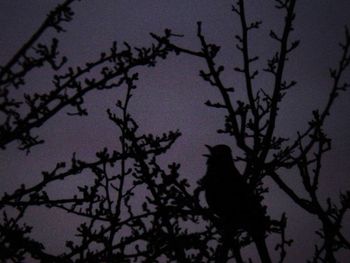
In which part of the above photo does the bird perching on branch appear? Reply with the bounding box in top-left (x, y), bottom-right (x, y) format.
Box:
top-left (201, 144), bottom-right (271, 263)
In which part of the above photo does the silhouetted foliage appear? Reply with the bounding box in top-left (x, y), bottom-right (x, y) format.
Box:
top-left (1, 0), bottom-right (349, 262)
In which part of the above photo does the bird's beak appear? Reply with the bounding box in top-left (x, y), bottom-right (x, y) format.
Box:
top-left (203, 144), bottom-right (212, 158)
top-left (205, 144), bottom-right (212, 152)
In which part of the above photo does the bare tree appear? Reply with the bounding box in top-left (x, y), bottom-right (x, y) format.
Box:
top-left (0, 0), bottom-right (173, 153)
top-left (1, 0), bottom-right (349, 262)
top-left (155, 0), bottom-right (350, 262)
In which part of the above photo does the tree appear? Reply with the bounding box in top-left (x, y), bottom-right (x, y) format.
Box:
top-left (1, 0), bottom-right (349, 262)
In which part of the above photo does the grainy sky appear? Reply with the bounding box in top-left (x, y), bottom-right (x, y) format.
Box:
top-left (1, 0), bottom-right (350, 261)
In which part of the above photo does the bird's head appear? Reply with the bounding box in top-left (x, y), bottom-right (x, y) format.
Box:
top-left (204, 144), bottom-right (233, 163)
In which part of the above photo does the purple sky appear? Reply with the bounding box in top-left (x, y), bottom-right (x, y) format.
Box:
top-left (1, 0), bottom-right (350, 261)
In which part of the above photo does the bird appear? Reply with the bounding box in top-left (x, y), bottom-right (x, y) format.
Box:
top-left (200, 144), bottom-right (271, 263)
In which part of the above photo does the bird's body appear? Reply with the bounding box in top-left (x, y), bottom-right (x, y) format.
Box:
top-left (201, 144), bottom-right (271, 263)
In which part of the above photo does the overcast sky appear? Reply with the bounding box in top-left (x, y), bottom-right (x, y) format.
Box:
top-left (1, 1), bottom-right (350, 261)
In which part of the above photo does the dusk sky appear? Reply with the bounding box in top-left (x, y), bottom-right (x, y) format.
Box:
top-left (1, 1), bottom-right (350, 262)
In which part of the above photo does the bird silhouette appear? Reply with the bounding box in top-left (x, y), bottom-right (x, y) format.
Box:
top-left (201, 144), bottom-right (271, 263)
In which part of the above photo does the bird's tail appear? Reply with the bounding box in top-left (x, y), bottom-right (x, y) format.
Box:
top-left (215, 229), bottom-right (244, 263)
top-left (253, 233), bottom-right (272, 263)
top-left (215, 240), bottom-right (230, 263)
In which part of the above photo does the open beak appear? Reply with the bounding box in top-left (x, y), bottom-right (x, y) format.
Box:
top-left (203, 144), bottom-right (212, 157)
top-left (205, 144), bottom-right (212, 152)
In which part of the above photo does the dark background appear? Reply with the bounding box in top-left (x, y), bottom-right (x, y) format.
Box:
top-left (1, 1), bottom-right (349, 261)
